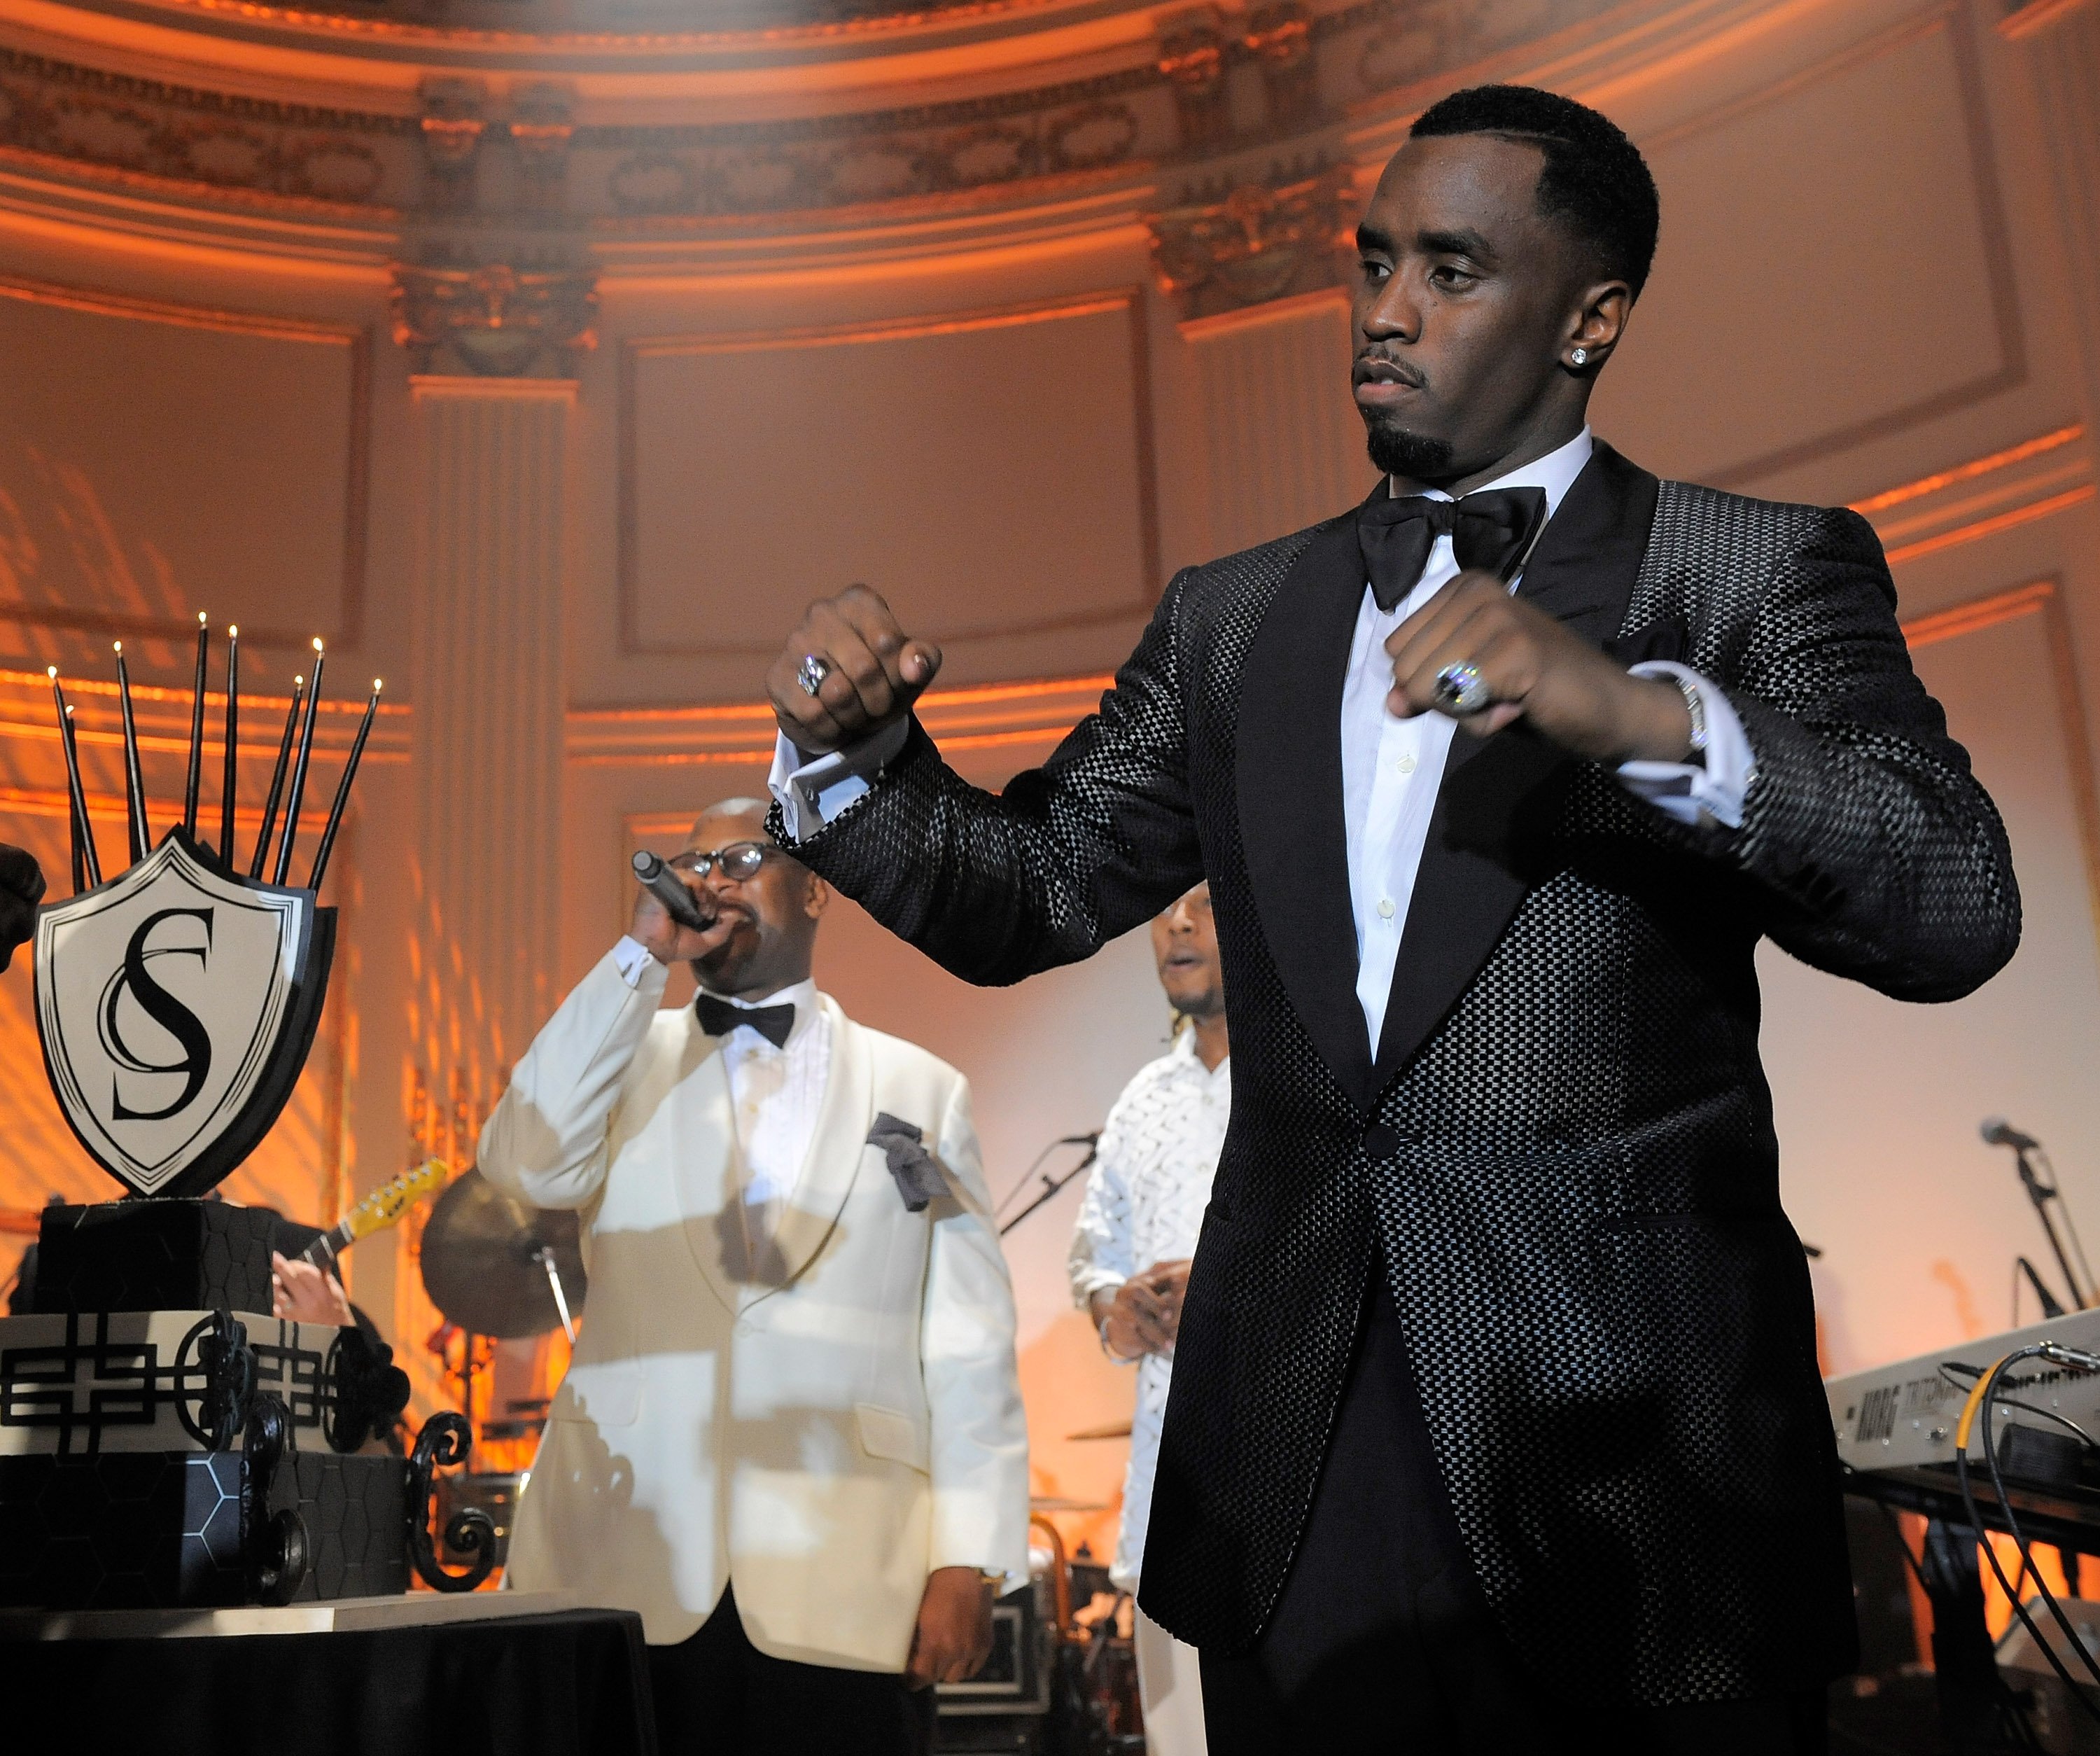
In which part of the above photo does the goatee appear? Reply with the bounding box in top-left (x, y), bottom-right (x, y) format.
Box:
top-left (1364, 419), bottom-right (1454, 482)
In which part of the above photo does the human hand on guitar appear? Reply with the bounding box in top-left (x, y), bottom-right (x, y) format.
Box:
top-left (272, 1251), bottom-right (353, 1325)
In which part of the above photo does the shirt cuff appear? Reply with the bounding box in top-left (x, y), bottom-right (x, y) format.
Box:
top-left (611, 935), bottom-right (661, 988)
top-left (1616, 662), bottom-right (1754, 830)
top-left (767, 718), bottom-right (911, 843)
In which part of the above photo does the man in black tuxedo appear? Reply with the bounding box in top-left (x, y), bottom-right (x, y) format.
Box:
top-left (760, 86), bottom-right (2018, 1752)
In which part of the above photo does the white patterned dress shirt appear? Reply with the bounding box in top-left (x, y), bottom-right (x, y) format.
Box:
top-left (1067, 1031), bottom-right (1232, 1589)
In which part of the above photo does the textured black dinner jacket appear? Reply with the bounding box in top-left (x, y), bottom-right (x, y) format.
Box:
top-left (777, 441), bottom-right (2020, 1706)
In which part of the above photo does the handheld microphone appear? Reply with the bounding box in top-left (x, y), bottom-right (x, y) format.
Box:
top-left (1981, 1117), bottom-right (2043, 1152)
top-left (632, 850), bottom-right (715, 933)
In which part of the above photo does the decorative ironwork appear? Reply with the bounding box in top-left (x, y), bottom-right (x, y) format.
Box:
top-left (323, 1328), bottom-right (412, 1454)
top-left (405, 1412), bottom-right (498, 1592)
top-left (1148, 162), bottom-right (1357, 319)
top-left (191, 1310), bottom-right (254, 1454)
top-left (242, 1390), bottom-right (310, 1606)
top-left (388, 261), bottom-right (599, 377)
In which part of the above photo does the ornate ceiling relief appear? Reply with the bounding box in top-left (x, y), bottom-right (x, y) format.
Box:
top-left (0, 0), bottom-right (1621, 230)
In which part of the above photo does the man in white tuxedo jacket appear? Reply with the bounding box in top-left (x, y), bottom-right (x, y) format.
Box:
top-left (481, 797), bottom-right (1030, 1755)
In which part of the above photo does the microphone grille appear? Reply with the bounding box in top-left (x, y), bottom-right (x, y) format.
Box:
top-left (1980, 1116), bottom-right (2008, 1144)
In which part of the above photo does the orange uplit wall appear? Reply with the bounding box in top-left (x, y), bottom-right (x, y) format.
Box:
top-left (2, 0), bottom-right (2099, 1594)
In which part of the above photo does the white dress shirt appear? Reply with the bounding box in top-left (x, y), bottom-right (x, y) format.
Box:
top-left (612, 940), bottom-right (829, 1230)
top-left (1066, 1031), bottom-right (1231, 1589)
top-left (770, 429), bottom-right (1754, 1054)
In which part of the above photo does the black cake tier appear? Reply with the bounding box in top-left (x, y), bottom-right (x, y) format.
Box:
top-left (0, 1449), bottom-right (410, 1609)
top-left (29, 1200), bottom-right (295, 1315)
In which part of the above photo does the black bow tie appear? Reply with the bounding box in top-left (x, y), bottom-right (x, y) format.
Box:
top-left (697, 994), bottom-right (795, 1050)
top-left (1357, 485), bottom-right (1549, 613)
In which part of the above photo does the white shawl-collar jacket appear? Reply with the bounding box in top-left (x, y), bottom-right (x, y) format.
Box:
top-left (479, 950), bottom-right (1030, 1668)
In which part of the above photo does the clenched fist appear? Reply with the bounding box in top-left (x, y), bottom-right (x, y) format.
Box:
top-left (768, 585), bottom-right (943, 755)
top-left (1386, 570), bottom-right (1692, 762)
top-left (0, 842), bottom-right (44, 974)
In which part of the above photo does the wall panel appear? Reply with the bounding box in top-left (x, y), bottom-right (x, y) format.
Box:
top-left (0, 276), bottom-right (369, 667)
top-left (622, 291), bottom-right (1159, 675)
top-left (1595, 15), bottom-right (2022, 489)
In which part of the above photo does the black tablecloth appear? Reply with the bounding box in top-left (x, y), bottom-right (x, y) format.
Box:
top-left (0, 1607), bottom-right (657, 1756)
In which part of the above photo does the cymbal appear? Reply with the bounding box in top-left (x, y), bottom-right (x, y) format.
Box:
top-left (419, 1169), bottom-right (587, 1340)
top-left (1065, 1419), bottom-right (1133, 1442)
top-left (1029, 1496), bottom-right (1110, 1513)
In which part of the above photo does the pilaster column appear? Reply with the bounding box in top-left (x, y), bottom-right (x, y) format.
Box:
top-left (407, 375), bottom-right (573, 1112)
top-left (2003, 1), bottom-right (2100, 430)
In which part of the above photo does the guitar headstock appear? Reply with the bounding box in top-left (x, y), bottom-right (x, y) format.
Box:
top-left (341, 1158), bottom-right (450, 1244)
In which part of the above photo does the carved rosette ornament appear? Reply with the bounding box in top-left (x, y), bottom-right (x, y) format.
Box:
top-left (388, 260), bottom-right (599, 377)
top-left (1148, 162), bottom-right (1359, 321)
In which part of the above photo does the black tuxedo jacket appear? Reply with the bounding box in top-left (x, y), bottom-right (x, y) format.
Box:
top-left (778, 443), bottom-right (2019, 1705)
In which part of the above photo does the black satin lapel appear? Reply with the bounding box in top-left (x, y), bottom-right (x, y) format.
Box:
top-left (1236, 506), bottom-right (1377, 1110)
top-left (1511, 440), bottom-right (1659, 646)
top-left (1370, 442), bottom-right (1660, 1089)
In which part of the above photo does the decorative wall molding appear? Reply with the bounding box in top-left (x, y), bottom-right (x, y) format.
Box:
top-left (617, 287), bottom-right (1159, 658)
top-left (0, 664), bottom-right (410, 765)
top-left (0, 270), bottom-right (372, 648)
top-left (570, 671), bottom-right (1112, 765)
top-left (1848, 425), bottom-right (2095, 568)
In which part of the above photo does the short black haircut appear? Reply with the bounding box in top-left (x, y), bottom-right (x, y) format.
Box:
top-left (1410, 84), bottom-right (1659, 297)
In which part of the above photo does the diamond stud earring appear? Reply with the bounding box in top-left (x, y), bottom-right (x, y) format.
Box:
top-left (1570, 347), bottom-right (1590, 367)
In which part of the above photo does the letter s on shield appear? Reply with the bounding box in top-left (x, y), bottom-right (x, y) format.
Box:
top-left (99, 906), bottom-right (215, 1122)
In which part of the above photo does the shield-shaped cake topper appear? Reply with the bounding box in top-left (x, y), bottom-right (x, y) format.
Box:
top-left (34, 828), bottom-right (336, 1199)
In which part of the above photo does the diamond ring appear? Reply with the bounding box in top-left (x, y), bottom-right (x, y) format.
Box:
top-left (1432, 660), bottom-right (1492, 716)
top-left (796, 653), bottom-right (833, 698)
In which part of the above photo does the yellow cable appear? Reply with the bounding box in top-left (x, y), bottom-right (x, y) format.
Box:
top-left (1955, 1353), bottom-right (2009, 1452)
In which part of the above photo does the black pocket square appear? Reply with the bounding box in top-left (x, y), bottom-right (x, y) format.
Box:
top-left (868, 1113), bottom-right (947, 1212)
top-left (1604, 616), bottom-right (1690, 667)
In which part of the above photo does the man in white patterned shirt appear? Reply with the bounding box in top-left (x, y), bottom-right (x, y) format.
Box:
top-left (1069, 882), bottom-right (1228, 1756)
top-left (482, 798), bottom-right (1030, 1756)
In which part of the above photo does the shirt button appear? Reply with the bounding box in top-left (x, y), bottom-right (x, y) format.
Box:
top-left (1396, 753), bottom-right (1417, 775)
top-left (1377, 898), bottom-right (1395, 920)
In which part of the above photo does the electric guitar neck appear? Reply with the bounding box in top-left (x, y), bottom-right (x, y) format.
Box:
top-left (298, 1159), bottom-right (449, 1273)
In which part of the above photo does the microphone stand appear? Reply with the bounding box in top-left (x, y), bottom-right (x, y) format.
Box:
top-left (998, 1136), bottom-right (1100, 1238)
top-left (2012, 1143), bottom-right (2090, 1311)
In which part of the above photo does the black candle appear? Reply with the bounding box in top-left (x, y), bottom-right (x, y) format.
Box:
top-left (64, 705), bottom-right (99, 889)
top-left (251, 674), bottom-right (303, 882)
top-left (48, 668), bottom-right (88, 892)
top-left (183, 611), bottom-right (208, 836)
top-left (113, 641), bottom-right (149, 865)
top-left (219, 624), bottom-right (239, 867)
top-left (274, 637), bottom-right (325, 887)
top-left (309, 678), bottom-right (379, 893)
